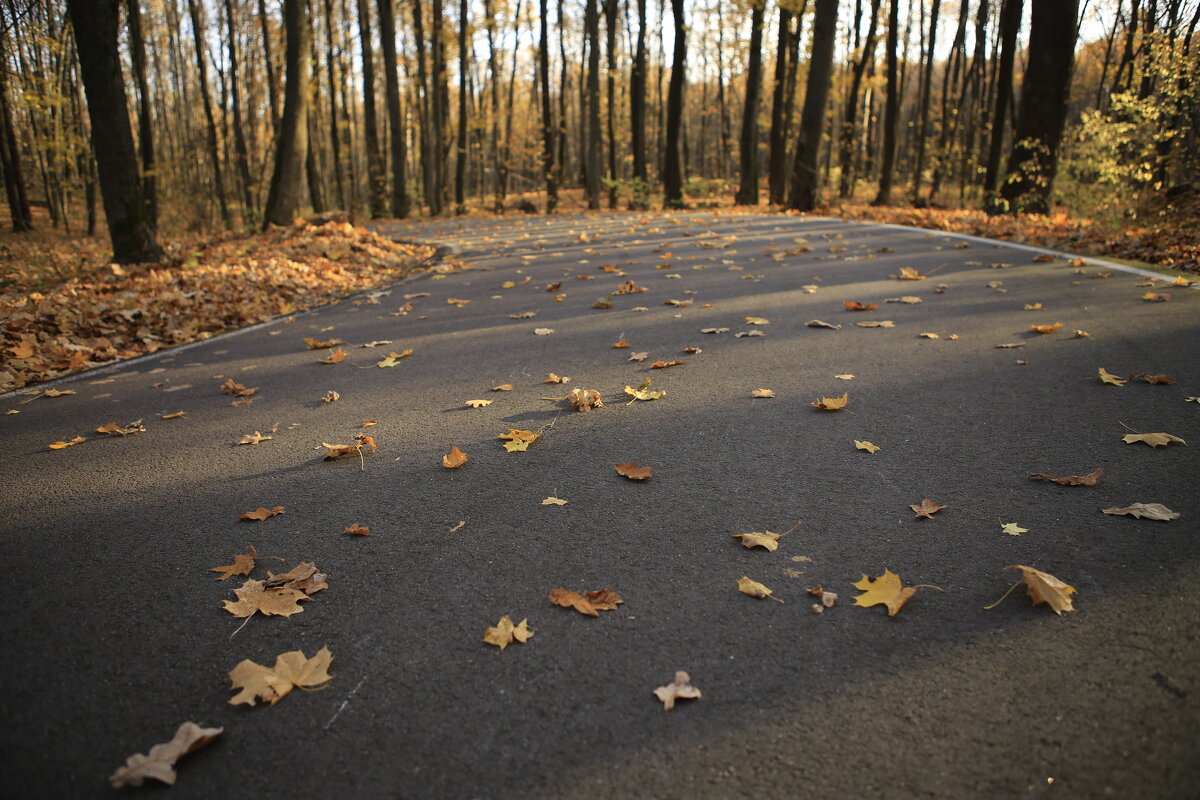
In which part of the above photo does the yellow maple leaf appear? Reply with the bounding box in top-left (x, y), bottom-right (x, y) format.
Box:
top-left (985, 565), bottom-right (1076, 615)
top-left (737, 576), bottom-right (784, 602)
top-left (221, 578), bottom-right (310, 619)
top-left (1097, 367), bottom-right (1126, 386)
top-left (483, 616), bottom-right (534, 650)
top-left (854, 440), bottom-right (881, 453)
top-left (1000, 522), bottom-right (1029, 536)
top-left (626, 378), bottom-right (666, 403)
top-left (464, 399), bottom-right (493, 408)
top-left (732, 531), bottom-right (782, 551)
top-left (1122, 432), bottom-right (1185, 448)
top-left (376, 349), bottom-right (413, 368)
top-left (228, 646), bottom-right (334, 706)
top-left (852, 569), bottom-right (943, 616)
top-left (541, 495), bottom-right (568, 506)
top-left (811, 392), bottom-right (849, 411)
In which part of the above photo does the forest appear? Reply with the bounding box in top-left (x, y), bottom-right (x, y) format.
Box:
top-left (0, 0), bottom-right (1198, 265)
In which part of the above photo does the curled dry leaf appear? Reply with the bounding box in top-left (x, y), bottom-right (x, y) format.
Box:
top-left (549, 587), bottom-right (624, 616)
top-left (615, 461), bottom-right (653, 480)
top-left (222, 578), bottom-right (310, 619)
top-left (492, 383), bottom-right (513, 391)
top-left (322, 391), bottom-right (340, 404)
top-left (737, 576), bottom-right (783, 602)
top-left (853, 569), bottom-right (943, 616)
top-left (238, 431), bottom-right (272, 446)
top-left (664, 298), bottom-right (693, 307)
top-left (857, 320), bottom-right (896, 328)
top-left (751, 388), bottom-right (775, 398)
top-left (1130, 372), bottom-right (1174, 384)
top-left (376, 349), bottom-right (413, 368)
top-left (890, 266), bottom-right (926, 280)
top-left (266, 562), bottom-right (328, 595)
top-left (443, 446), bottom-right (468, 468)
top-left (318, 347), bottom-right (347, 364)
top-left (700, 327), bottom-right (730, 334)
top-left (812, 393), bottom-right (849, 411)
top-left (806, 319), bottom-right (842, 329)
top-left (160, 411), bottom-right (187, 419)
top-left (612, 280), bottom-right (647, 295)
top-left (567, 388), bottom-right (603, 411)
top-left (1143, 292), bottom-right (1171, 302)
top-left (237, 505), bottom-right (285, 521)
top-left (109, 722), bottom-right (223, 788)
top-left (626, 378), bottom-right (666, 402)
top-left (542, 495), bottom-right (568, 506)
top-left (1122, 432), bottom-right (1185, 448)
top-left (1029, 468), bottom-right (1102, 486)
top-left (304, 337), bottom-right (343, 349)
top-left (483, 616), bottom-right (534, 650)
top-left (651, 359), bottom-right (685, 369)
top-left (96, 420), bottom-right (145, 436)
top-left (611, 339), bottom-right (630, 348)
top-left (465, 399), bottom-right (493, 408)
top-left (509, 311), bottom-right (537, 319)
top-left (1029, 323), bottom-right (1062, 334)
top-left (735, 330), bottom-right (765, 338)
top-left (499, 428), bottom-right (540, 452)
top-left (228, 646), bottom-right (333, 706)
top-left (744, 316), bottom-right (770, 324)
top-left (886, 296), bottom-right (922, 304)
top-left (910, 498), bottom-right (946, 519)
top-left (544, 373), bottom-right (571, 384)
top-left (995, 343), bottom-right (1025, 349)
top-left (653, 671), bottom-right (702, 711)
top-left (1098, 367), bottom-right (1126, 386)
top-left (628, 351), bottom-right (650, 362)
top-left (534, 328), bottom-right (555, 335)
top-left (593, 297), bottom-right (614, 309)
top-left (446, 298), bottom-right (471, 306)
top-left (987, 565), bottom-right (1076, 615)
top-left (211, 546), bottom-right (259, 580)
top-left (732, 531), bottom-right (784, 551)
top-left (220, 379), bottom-right (257, 397)
top-left (1102, 502), bottom-right (1180, 521)
top-left (1024, 303), bottom-right (1044, 310)
top-left (844, 301), bottom-right (879, 311)
top-left (807, 585), bottom-right (838, 608)
top-left (683, 346), bottom-right (703, 354)
top-left (854, 440), bottom-right (881, 453)
top-left (918, 332), bottom-right (940, 339)
top-left (343, 523), bottom-right (371, 535)
top-left (49, 435), bottom-right (86, 450)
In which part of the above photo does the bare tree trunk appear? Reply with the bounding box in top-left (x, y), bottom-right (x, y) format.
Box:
top-left (604, 0), bottom-right (618, 208)
top-left (735, 1), bottom-right (765, 205)
top-left (499, 0), bottom-right (522, 203)
top-left (430, 0), bottom-right (447, 214)
top-left (629, 0), bottom-right (647, 208)
top-left (838, 0), bottom-right (880, 198)
top-left (767, 6), bottom-right (794, 204)
top-left (187, 0), bottom-right (231, 226)
top-left (258, 0), bottom-right (281, 130)
top-left (539, 0), bottom-right (558, 211)
top-left (263, 0), bottom-right (310, 227)
top-left (356, 0), bottom-right (385, 216)
top-left (583, 0), bottom-right (602, 207)
top-left (927, 0), bottom-right (970, 201)
top-left (66, 0), bottom-right (162, 262)
top-left (224, 0), bottom-right (256, 222)
top-left (124, 0), bottom-right (157, 231)
top-left (323, 0), bottom-right (346, 209)
top-left (485, 0), bottom-right (503, 210)
top-left (661, 0), bottom-right (686, 208)
top-left (0, 28), bottom-right (32, 230)
top-left (411, 1), bottom-right (434, 213)
top-left (378, 0), bottom-right (409, 217)
top-left (455, 0), bottom-right (468, 212)
top-left (910, 0), bottom-right (941, 203)
top-left (789, 0), bottom-right (839, 211)
top-left (984, 0), bottom-right (1022, 196)
top-left (872, 0), bottom-right (899, 205)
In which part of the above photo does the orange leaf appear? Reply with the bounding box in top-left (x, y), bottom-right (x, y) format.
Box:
top-left (442, 446), bottom-right (468, 468)
top-left (1029, 322), bottom-right (1062, 334)
top-left (615, 461), bottom-right (653, 480)
top-left (319, 347), bottom-right (348, 364)
top-left (910, 498), bottom-right (945, 519)
top-left (651, 359), bottom-right (685, 369)
top-left (843, 301), bottom-right (879, 311)
top-left (237, 506), bottom-right (285, 521)
top-left (343, 523), bottom-right (371, 536)
top-left (1028, 468), bottom-right (1101, 486)
top-left (548, 586), bottom-right (624, 616)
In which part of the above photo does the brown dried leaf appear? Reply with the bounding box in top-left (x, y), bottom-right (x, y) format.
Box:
top-left (615, 461), bottom-right (653, 480)
top-left (890, 266), bottom-right (926, 280)
top-left (811, 393), bottom-right (848, 411)
top-left (265, 562), bottom-right (329, 595)
top-left (805, 319), bottom-right (842, 329)
top-left (567, 388), bottom-right (603, 411)
top-left (492, 383), bottom-right (513, 391)
top-left (499, 428), bottom-right (540, 452)
top-left (96, 420), bottom-right (145, 436)
top-left (1029, 322), bottom-right (1062, 334)
top-left (844, 301), bottom-right (879, 311)
top-left (376, 349), bottom-right (413, 368)
top-left (228, 646), bottom-right (333, 706)
top-left (653, 671), bottom-right (702, 711)
top-left (483, 616), bottom-right (534, 650)
top-left (549, 586), bottom-right (624, 616)
top-left (1029, 468), bottom-right (1102, 486)
top-left (651, 359), bottom-right (685, 369)
top-left (910, 498), bottom-right (946, 519)
top-left (1097, 367), bottom-right (1126, 386)
top-left (237, 505), bottom-right (285, 521)
top-left (49, 435), bottom-right (86, 450)
top-left (343, 523), bottom-right (371, 535)
top-left (751, 388), bottom-right (775, 398)
top-left (1122, 432), bottom-right (1185, 448)
top-left (222, 578), bottom-right (310, 618)
top-left (1129, 372), bottom-right (1175, 384)
top-left (304, 337), bottom-right (344, 349)
top-left (991, 565), bottom-right (1076, 614)
top-left (211, 546), bottom-right (259, 580)
top-left (544, 373), bottom-right (571, 384)
top-left (1102, 502), bottom-right (1180, 521)
top-left (109, 722), bottom-right (223, 788)
top-left (238, 431), bottom-right (272, 446)
top-left (443, 446), bottom-right (468, 468)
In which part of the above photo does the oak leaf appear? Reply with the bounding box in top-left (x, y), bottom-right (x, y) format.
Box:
top-left (751, 388), bottom-right (775, 398)
top-left (1097, 367), bottom-right (1126, 386)
top-left (910, 498), bottom-right (946, 519)
top-left (549, 586), bottom-right (624, 616)
top-left (1122, 432), bottom-right (1185, 448)
top-left (1102, 502), bottom-right (1180, 521)
top-left (343, 523), bottom-right (371, 535)
top-left (988, 565), bottom-right (1076, 614)
top-left (653, 671), bottom-right (701, 711)
top-left (737, 576), bottom-right (783, 602)
top-left (228, 646), bottom-right (333, 706)
top-left (443, 446), bottom-right (468, 468)
top-left (319, 347), bottom-right (347, 364)
top-left (854, 440), bottom-right (881, 453)
top-left (852, 569), bottom-right (942, 616)
top-left (265, 562), bottom-right (328, 595)
top-left (844, 301), bottom-right (879, 311)
top-left (222, 578), bottom-right (310, 619)
top-left (238, 506), bottom-right (285, 521)
top-left (615, 461), bottom-right (652, 480)
top-left (811, 393), bottom-right (848, 411)
top-left (211, 546), bottom-right (259, 580)
top-left (1029, 468), bottom-right (1101, 486)
top-left (108, 722), bottom-right (223, 788)
top-left (483, 616), bottom-right (534, 650)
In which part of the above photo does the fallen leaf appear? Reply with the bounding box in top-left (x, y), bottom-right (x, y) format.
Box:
top-left (304, 337), bottom-right (343, 349)
top-left (852, 569), bottom-right (942, 616)
top-left (449, 520), bottom-right (466, 533)
top-left (737, 576), bottom-right (783, 602)
top-left (1033, 253), bottom-right (1058, 262)
top-left (1122, 432), bottom-right (1185, 448)
top-left (265, 562), bottom-right (328, 595)
top-left (854, 440), bottom-right (881, 453)
top-left (49, 435), bottom-right (86, 450)
top-left (483, 616), bottom-right (534, 650)
top-left (987, 565), bottom-right (1076, 614)
top-left (549, 586), bottom-right (624, 616)
top-left (319, 347), bottom-right (347, 364)
top-left (1001, 522), bottom-right (1029, 536)
top-left (465, 399), bottom-right (493, 408)
top-left (732, 531), bottom-right (784, 551)
top-left (567, 388), bottom-right (603, 411)
top-left (890, 266), bottom-right (926, 280)
top-left (700, 327), bottom-right (730, 334)
top-left (744, 316), bottom-right (770, 324)
top-left (42, 389), bottom-right (75, 397)
top-left (222, 578), bottom-right (310, 619)
top-left (96, 420), bottom-right (145, 436)
top-left (322, 436), bottom-right (377, 461)
top-left (1029, 323), bottom-right (1062, 334)
top-left (1129, 372), bottom-right (1174, 384)
top-left (653, 671), bottom-right (702, 711)
top-left (509, 311), bottom-right (537, 319)
top-left (1187, 397), bottom-right (1200, 403)
top-left (811, 393), bottom-right (849, 411)
top-left (228, 646), bottom-right (333, 706)
top-left (544, 373), bottom-right (571, 384)
top-left (542, 495), bottom-right (568, 506)
top-left (807, 585), bottom-right (838, 609)
top-left (844, 301), bottom-right (879, 311)
top-left (995, 342), bottom-right (1025, 349)
top-left (343, 523), bottom-right (371, 535)
top-left (499, 428), bottom-right (540, 452)
top-left (751, 388), bottom-right (775, 398)
top-left (376, 349), bottom-right (413, 367)
top-left (1098, 367), bottom-right (1127, 386)
top-left (885, 296), bottom-right (922, 304)
top-left (910, 498), bottom-right (946, 519)
top-left (534, 328), bottom-right (555, 335)
top-left (1024, 303), bottom-right (1044, 310)
top-left (1102, 502), bottom-right (1180, 521)
top-left (735, 330), bottom-right (765, 338)
top-left (835, 374), bottom-right (855, 380)
top-left (1028, 468), bottom-right (1102, 486)
top-left (593, 297), bottom-right (614, 308)
top-left (1142, 292), bottom-right (1171, 302)
top-left (857, 320), bottom-right (896, 328)
top-left (322, 391), bottom-right (340, 403)
top-left (615, 461), bottom-right (652, 480)
top-left (492, 383), bottom-right (513, 391)
top-left (625, 378), bottom-right (666, 402)
top-left (683, 346), bottom-right (703, 354)
top-left (806, 319), bottom-right (842, 329)
top-left (664, 298), bottom-right (693, 307)
top-left (446, 297), bottom-right (471, 306)
top-left (611, 339), bottom-right (630, 348)
top-left (238, 431), bottom-right (272, 446)
top-left (651, 359), bottom-right (685, 369)
top-left (1073, 329), bottom-right (1091, 338)
top-left (211, 546), bottom-right (259, 580)
top-left (237, 506), bottom-right (285, 521)
top-left (443, 446), bottom-right (468, 468)
top-left (628, 351), bottom-right (650, 362)
top-left (918, 332), bottom-right (940, 339)
top-left (108, 722), bottom-right (223, 788)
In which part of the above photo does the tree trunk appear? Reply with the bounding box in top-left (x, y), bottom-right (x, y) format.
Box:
top-left (583, 0), bottom-right (602, 208)
top-left (983, 0), bottom-right (1023, 196)
top-left (838, 0), bottom-right (880, 198)
top-left (872, 0), bottom-right (899, 205)
top-left (735, 1), bottom-right (765, 205)
top-left (356, 0), bottom-right (386, 216)
top-left (378, 0), bottom-right (409, 217)
top-left (629, 0), bottom-right (647, 208)
top-left (661, 0), bottom-right (686, 208)
top-left (263, 0), bottom-right (310, 227)
top-left (455, 0), bottom-right (468, 212)
top-left (767, 6), bottom-right (794, 205)
top-left (485, 0), bottom-right (503, 210)
top-left (996, 0), bottom-right (1077, 214)
top-left (323, 0), bottom-right (346, 210)
top-left (910, 0), bottom-right (941, 203)
top-left (789, 0), bottom-right (839, 211)
top-left (499, 0), bottom-right (522, 203)
top-left (258, 0), bottom-right (281, 130)
top-left (604, 0), bottom-right (618, 208)
top-left (430, 0), bottom-right (447, 214)
top-left (224, 0), bottom-right (257, 221)
top-left (186, 0), bottom-right (231, 226)
top-left (124, 0), bottom-right (157, 231)
top-left (66, 0), bottom-right (162, 262)
top-left (411, 1), bottom-right (435, 213)
top-left (0, 31), bottom-right (33, 231)
top-left (539, 0), bottom-right (558, 211)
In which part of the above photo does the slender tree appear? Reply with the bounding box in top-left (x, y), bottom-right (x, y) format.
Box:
top-left (910, 0), bottom-right (941, 202)
top-left (224, 0), bottom-right (256, 220)
top-left (377, 0), bottom-right (408, 217)
top-left (538, 0), bottom-right (558, 211)
top-left (124, 0), bottom-right (157, 230)
top-left (258, 0), bottom-right (281, 130)
top-left (263, 0), bottom-right (309, 227)
top-left (997, 0), bottom-right (1079, 214)
top-left (66, 0), bottom-right (162, 262)
top-left (984, 0), bottom-right (1022, 196)
top-left (357, 0), bottom-right (386, 216)
top-left (735, 0), bottom-right (766, 205)
top-left (767, 5), bottom-right (794, 205)
top-left (789, 0), bottom-right (839, 211)
top-left (583, 0), bottom-right (602, 208)
top-left (604, 0), bottom-right (618, 208)
top-left (186, 0), bottom-right (231, 225)
top-left (455, 0), bottom-right (468, 212)
top-left (838, 0), bottom-right (880, 198)
top-left (872, 0), bottom-right (900, 205)
top-left (629, 0), bottom-right (647, 208)
top-left (661, 0), bottom-right (686, 208)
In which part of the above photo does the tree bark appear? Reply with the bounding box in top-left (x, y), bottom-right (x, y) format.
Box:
top-left (224, 0), bottom-right (257, 221)
top-left (789, 0), bottom-right (839, 211)
top-left (910, 0), bottom-right (941, 203)
top-left (430, 0), bottom-right (447, 214)
top-left (378, 0), bottom-right (409, 217)
top-left (661, 0), bottom-right (686, 208)
top-left (629, 0), bottom-right (647, 208)
top-left (735, 1), bottom-right (765, 205)
top-left (984, 0), bottom-right (1021, 195)
top-left (0, 30), bottom-right (33, 231)
top-left (263, 0), bottom-right (310, 227)
top-left (66, 0), bottom-right (162, 262)
top-left (838, 0), bottom-right (880, 198)
top-left (767, 6), bottom-right (794, 205)
top-left (356, 0), bottom-right (386, 216)
top-left (583, 0), bottom-right (602, 208)
top-left (455, 0), bottom-right (468, 212)
top-left (604, 0), bottom-right (618, 208)
top-left (996, 0), bottom-right (1077, 214)
top-left (124, 0), bottom-right (157, 231)
top-left (538, 0), bottom-right (558, 211)
top-left (186, 0), bottom-right (231, 226)
top-left (258, 0), bottom-right (281, 131)
top-left (872, 0), bottom-right (900, 205)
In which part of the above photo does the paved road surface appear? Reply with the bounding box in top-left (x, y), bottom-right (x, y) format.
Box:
top-left (2, 212), bottom-right (1198, 799)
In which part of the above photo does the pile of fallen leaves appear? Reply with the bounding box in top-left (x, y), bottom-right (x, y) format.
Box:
top-left (1, 220), bottom-right (435, 392)
top-left (823, 203), bottom-right (1200, 274)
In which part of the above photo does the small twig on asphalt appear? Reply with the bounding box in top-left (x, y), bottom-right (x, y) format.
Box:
top-left (781, 520), bottom-right (802, 536)
top-left (983, 579), bottom-right (1024, 611)
top-left (1117, 420), bottom-right (1139, 433)
top-left (323, 677), bottom-right (366, 732)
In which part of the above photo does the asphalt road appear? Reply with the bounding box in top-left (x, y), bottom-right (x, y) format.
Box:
top-left (2, 212), bottom-right (1197, 799)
